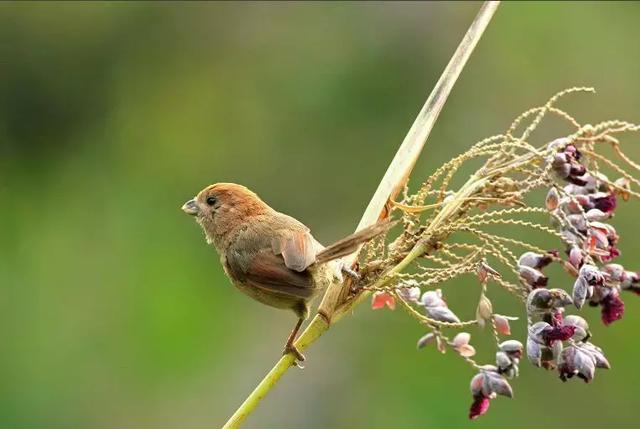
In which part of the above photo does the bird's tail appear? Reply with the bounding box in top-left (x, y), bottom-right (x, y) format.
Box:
top-left (315, 219), bottom-right (396, 264)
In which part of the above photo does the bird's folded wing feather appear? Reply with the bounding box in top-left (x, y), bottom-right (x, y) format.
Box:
top-left (271, 229), bottom-right (317, 272)
top-left (236, 251), bottom-right (318, 300)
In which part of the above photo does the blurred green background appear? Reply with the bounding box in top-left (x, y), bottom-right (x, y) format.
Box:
top-left (2, 1), bottom-right (640, 428)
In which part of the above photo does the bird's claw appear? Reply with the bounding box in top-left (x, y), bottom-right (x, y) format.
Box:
top-left (341, 265), bottom-right (360, 281)
top-left (283, 344), bottom-right (306, 368)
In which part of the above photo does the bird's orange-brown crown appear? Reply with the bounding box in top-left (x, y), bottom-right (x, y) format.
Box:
top-left (184, 183), bottom-right (272, 247)
top-left (196, 183), bottom-right (270, 217)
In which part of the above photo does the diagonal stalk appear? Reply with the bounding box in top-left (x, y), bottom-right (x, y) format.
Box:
top-left (221, 2), bottom-right (500, 428)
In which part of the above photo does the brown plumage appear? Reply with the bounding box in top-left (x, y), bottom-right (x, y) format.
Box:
top-left (182, 183), bottom-right (392, 362)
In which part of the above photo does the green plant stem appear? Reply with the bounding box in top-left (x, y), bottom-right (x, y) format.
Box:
top-left (221, 316), bottom-right (329, 429)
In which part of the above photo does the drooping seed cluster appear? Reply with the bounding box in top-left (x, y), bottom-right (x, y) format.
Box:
top-left (359, 88), bottom-right (640, 420)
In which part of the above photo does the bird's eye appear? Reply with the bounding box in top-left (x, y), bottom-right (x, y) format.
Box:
top-left (206, 196), bottom-right (217, 206)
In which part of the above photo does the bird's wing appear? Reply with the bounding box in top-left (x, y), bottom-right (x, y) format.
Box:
top-left (271, 229), bottom-right (317, 272)
top-left (228, 249), bottom-right (318, 300)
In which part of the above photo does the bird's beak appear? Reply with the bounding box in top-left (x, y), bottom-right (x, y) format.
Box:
top-left (181, 198), bottom-right (200, 216)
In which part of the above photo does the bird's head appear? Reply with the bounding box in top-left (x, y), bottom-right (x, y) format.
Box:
top-left (182, 183), bottom-right (270, 246)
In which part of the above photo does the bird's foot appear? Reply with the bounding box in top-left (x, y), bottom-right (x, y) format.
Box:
top-left (341, 265), bottom-right (360, 281)
top-left (283, 343), bottom-right (306, 368)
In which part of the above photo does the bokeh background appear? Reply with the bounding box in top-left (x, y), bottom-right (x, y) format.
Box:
top-left (2, 1), bottom-right (640, 428)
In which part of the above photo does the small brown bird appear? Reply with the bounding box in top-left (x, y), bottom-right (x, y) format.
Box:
top-left (182, 183), bottom-right (391, 362)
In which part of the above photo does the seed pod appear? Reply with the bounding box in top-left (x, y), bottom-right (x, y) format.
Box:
top-left (485, 371), bottom-right (513, 398)
top-left (493, 314), bottom-right (515, 336)
top-left (602, 263), bottom-right (625, 282)
top-left (528, 321), bottom-right (550, 341)
top-left (613, 177), bottom-right (631, 201)
top-left (499, 340), bottom-right (524, 359)
top-left (579, 264), bottom-right (605, 287)
top-left (519, 266), bottom-right (548, 288)
top-left (547, 137), bottom-right (571, 151)
top-left (579, 342), bottom-right (611, 369)
top-left (545, 187), bottom-right (560, 210)
top-left (425, 306), bottom-right (461, 324)
top-left (527, 288), bottom-right (572, 313)
top-left (495, 351), bottom-right (513, 372)
top-left (417, 333), bottom-right (436, 349)
top-left (469, 373), bottom-right (485, 396)
top-left (559, 346), bottom-right (596, 383)
top-left (476, 295), bottom-right (493, 328)
top-left (568, 246), bottom-right (584, 269)
top-left (518, 251), bottom-right (553, 270)
top-left (453, 332), bottom-right (476, 357)
top-left (551, 288), bottom-right (574, 307)
top-left (420, 290), bottom-right (446, 308)
top-left (563, 315), bottom-right (590, 342)
top-left (527, 289), bottom-right (552, 313)
top-left (562, 229), bottom-right (581, 246)
top-left (585, 208), bottom-right (609, 221)
top-left (569, 163), bottom-right (586, 177)
top-left (567, 214), bottom-right (588, 232)
top-left (526, 335), bottom-right (543, 367)
top-left (452, 332), bottom-right (471, 347)
top-left (572, 276), bottom-right (591, 309)
top-left (591, 193), bottom-right (617, 214)
top-left (621, 271), bottom-right (640, 292)
top-left (397, 286), bottom-right (421, 302)
top-left (564, 183), bottom-right (589, 196)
